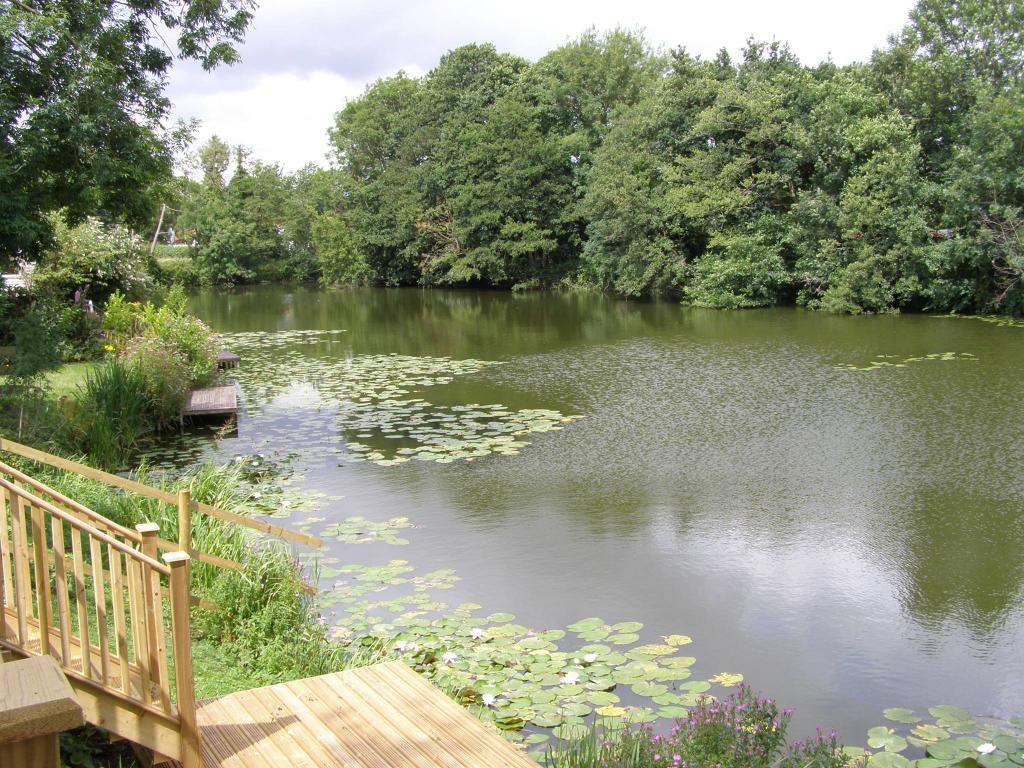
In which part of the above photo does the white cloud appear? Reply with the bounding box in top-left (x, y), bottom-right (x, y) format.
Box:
top-left (166, 0), bottom-right (917, 171)
top-left (171, 70), bottom-right (363, 172)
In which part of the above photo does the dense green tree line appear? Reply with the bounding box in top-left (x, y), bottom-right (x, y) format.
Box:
top-left (175, 1), bottom-right (1024, 314)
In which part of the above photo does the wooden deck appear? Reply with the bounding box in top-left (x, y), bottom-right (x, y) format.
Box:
top-left (196, 661), bottom-right (536, 768)
top-left (182, 386), bottom-right (238, 418)
top-left (215, 350), bottom-right (240, 370)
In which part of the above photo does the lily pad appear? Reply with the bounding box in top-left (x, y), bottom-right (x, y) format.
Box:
top-left (868, 727), bottom-right (908, 753)
top-left (885, 708), bottom-right (923, 724)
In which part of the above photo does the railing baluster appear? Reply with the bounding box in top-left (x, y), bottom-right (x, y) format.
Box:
top-left (89, 537), bottom-right (110, 683)
top-left (11, 492), bottom-right (30, 645)
top-left (70, 528), bottom-right (93, 680)
top-left (50, 516), bottom-right (72, 666)
top-left (30, 503), bottom-right (53, 656)
top-left (108, 544), bottom-right (131, 694)
top-left (127, 555), bottom-right (153, 704)
top-left (137, 523), bottom-right (171, 712)
top-left (0, 488), bottom-right (13, 641)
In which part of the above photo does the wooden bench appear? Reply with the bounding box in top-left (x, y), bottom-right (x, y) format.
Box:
top-left (0, 655), bottom-right (85, 768)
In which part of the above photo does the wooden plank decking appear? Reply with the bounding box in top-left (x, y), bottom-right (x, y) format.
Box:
top-left (196, 661), bottom-right (536, 768)
top-left (215, 350), bottom-right (240, 370)
top-left (182, 386), bottom-right (238, 418)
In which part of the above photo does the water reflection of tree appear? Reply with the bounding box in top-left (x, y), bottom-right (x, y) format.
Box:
top-left (894, 486), bottom-right (1024, 641)
top-left (189, 284), bottom-right (686, 359)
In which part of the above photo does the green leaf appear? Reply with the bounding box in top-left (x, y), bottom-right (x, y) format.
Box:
top-left (868, 727), bottom-right (909, 753)
top-left (869, 753), bottom-right (911, 768)
top-left (885, 708), bottom-right (923, 724)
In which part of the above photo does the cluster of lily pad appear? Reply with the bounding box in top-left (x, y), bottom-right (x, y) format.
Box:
top-left (356, 609), bottom-right (737, 761)
top-left (836, 352), bottom-right (977, 372)
top-left (935, 314), bottom-right (1024, 329)
top-left (294, 516), bottom-right (739, 761)
top-left (848, 706), bottom-right (1024, 768)
top-left (318, 515), bottom-right (414, 545)
top-left (215, 330), bottom-right (583, 466)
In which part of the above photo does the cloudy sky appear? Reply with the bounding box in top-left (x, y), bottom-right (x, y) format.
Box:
top-left (166, 0), bottom-right (918, 172)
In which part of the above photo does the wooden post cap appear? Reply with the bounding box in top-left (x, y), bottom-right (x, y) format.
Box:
top-left (162, 551), bottom-right (191, 565)
top-left (0, 656), bottom-right (84, 744)
top-left (135, 523), bottom-right (160, 534)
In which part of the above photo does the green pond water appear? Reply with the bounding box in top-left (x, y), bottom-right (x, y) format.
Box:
top-left (168, 285), bottom-right (1023, 749)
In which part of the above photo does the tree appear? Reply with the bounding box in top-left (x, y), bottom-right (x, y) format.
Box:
top-left (0, 0), bottom-right (255, 262)
top-left (199, 135), bottom-right (231, 188)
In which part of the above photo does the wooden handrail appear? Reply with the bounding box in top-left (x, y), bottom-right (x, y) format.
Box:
top-left (0, 461), bottom-right (141, 542)
top-left (0, 478), bottom-right (168, 574)
top-left (0, 437), bottom-right (322, 548)
top-left (0, 461), bottom-right (246, 583)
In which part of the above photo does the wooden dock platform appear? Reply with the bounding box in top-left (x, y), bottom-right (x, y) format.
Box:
top-left (196, 661), bottom-right (536, 768)
top-left (182, 386), bottom-right (237, 418)
top-left (215, 350), bottom-right (240, 370)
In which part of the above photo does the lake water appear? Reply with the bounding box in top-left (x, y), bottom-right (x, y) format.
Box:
top-left (179, 285), bottom-right (1024, 744)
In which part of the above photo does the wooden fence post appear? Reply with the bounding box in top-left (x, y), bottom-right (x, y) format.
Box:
top-left (162, 551), bottom-right (201, 768)
top-left (177, 490), bottom-right (191, 554)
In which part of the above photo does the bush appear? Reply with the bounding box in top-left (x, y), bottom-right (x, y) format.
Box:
top-left (72, 360), bottom-right (151, 469)
top-left (197, 545), bottom-right (343, 681)
top-left (101, 291), bottom-right (144, 351)
top-left (31, 215), bottom-right (151, 304)
top-left (30, 298), bottom-right (103, 362)
top-left (142, 303), bottom-right (218, 385)
top-left (781, 730), bottom-right (867, 768)
top-left (121, 336), bottom-right (191, 427)
top-left (686, 233), bottom-right (791, 309)
top-left (547, 685), bottom-right (791, 768)
top-left (154, 255), bottom-right (199, 286)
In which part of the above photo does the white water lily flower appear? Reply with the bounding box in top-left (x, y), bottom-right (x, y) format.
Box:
top-left (407, 643), bottom-right (419, 652)
top-left (471, 627), bottom-right (486, 640)
top-left (977, 744), bottom-right (997, 755)
top-left (481, 693), bottom-right (498, 707)
top-left (442, 651), bottom-right (458, 664)
top-left (561, 671), bottom-right (580, 685)
top-left (394, 640), bottom-right (408, 651)
top-left (252, 492), bottom-right (262, 499)
top-left (583, 653), bottom-right (598, 663)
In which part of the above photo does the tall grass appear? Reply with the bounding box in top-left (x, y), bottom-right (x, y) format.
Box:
top-left (73, 360), bottom-right (151, 469)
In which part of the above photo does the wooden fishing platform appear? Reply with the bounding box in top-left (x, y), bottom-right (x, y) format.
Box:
top-left (182, 386), bottom-right (237, 418)
top-left (215, 350), bottom-right (240, 370)
top-left (195, 660), bottom-right (535, 768)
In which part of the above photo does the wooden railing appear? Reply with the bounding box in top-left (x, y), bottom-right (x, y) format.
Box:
top-left (0, 476), bottom-right (201, 765)
top-left (0, 437), bottom-right (322, 548)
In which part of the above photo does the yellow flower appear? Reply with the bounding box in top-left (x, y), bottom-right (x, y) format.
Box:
top-left (103, 344), bottom-right (115, 352)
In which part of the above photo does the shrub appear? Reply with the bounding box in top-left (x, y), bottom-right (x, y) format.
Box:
top-left (781, 730), bottom-right (867, 768)
top-left (30, 298), bottom-right (103, 361)
top-left (547, 685), bottom-right (791, 768)
top-left (141, 303), bottom-right (218, 385)
top-left (73, 360), bottom-right (151, 469)
top-left (197, 544), bottom-right (346, 681)
top-left (154, 255), bottom-right (199, 286)
top-left (32, 215), bottom-right (151, 304)
top-left (685, 232), bottom-right (790, 309)
top-left (122, 336), bottom-right (191, 427)
top-left (101, 291), bottom-right (144, 351)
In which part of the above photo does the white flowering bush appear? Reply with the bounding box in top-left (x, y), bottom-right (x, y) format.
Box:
top-left (32, 215), bottom-right (152, 302)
